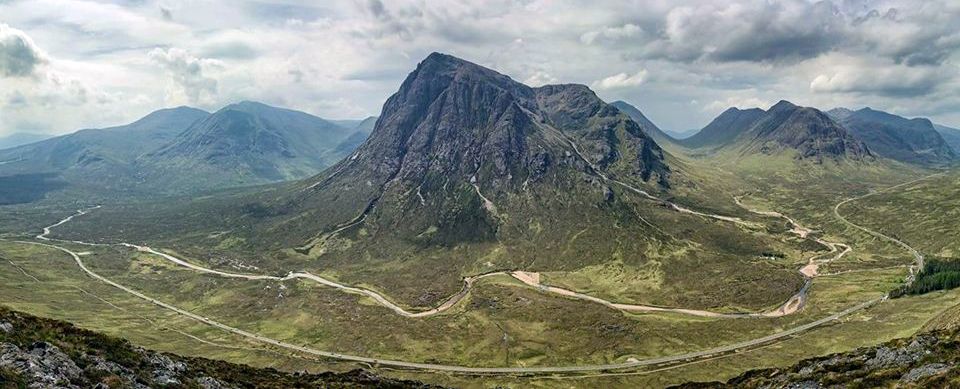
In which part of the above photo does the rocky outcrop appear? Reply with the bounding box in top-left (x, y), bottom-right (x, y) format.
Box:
top-left (0, 306), bottom-right (437, 388)
top-left (1, 342), bottom-right (82, 388)
top-left (675, 331), bottom-right (960, 388)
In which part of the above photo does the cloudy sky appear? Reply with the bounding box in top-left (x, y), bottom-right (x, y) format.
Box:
top-left (1, 0), bottom-right (959, 137)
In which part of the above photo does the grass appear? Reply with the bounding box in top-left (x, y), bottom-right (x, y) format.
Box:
top-left (0, 140), bottom-right (956, 387)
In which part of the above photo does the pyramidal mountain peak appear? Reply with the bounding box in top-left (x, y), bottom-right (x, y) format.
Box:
top-left (250, 52), bottom-right (672, 254)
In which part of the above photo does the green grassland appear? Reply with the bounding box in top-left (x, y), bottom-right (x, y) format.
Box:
top-left (3, 237), bottom-right (959, 388)
top-left (842, 171), bottom-right (960, 258)
top-left (47, 174), bottom-right (814, 312)
top-left (0, 144), bottom-right (957, 387)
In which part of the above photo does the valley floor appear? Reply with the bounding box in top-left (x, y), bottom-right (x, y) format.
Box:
top-left (1, 167), bottom-right (958, 387)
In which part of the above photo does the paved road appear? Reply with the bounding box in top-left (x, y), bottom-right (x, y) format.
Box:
top-left (19, 173), bottom-right (937, 374)
top-left (10, 239), bottom-right (881, 374)
top-left (833, 173), bottom-right (944, 280)
top-left (44, 209), bottom-right (817, 319)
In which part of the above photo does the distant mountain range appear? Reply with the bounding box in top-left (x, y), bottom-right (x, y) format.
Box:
top-left (662, 101), bottom-right (957, 166)
top-left (3, 58), bottom-right (955, 205)
top-left (141, 101), bottom-right (371, 188)
top-left (0, 132), bottom-right (51, 150)
top-left (828, 107), bottom-right (955, 165)
top-left (0, 102), bottom-right (374, 200)
top-left (679, 100), bottom-right (871, 162)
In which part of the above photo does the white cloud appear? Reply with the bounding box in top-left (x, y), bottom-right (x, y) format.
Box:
top-left (149, 48), bottom-right (221, 107)
top-left (580, 23), bottom-right (642, 44)
top-left (524, 71), bottom-right (558, 87)
top-left (591, 70), bottom-right (648, 90)
top-left (704, 96), bottom-right (772, 112)
top-left (0, 23), bottom-right (47, 77)
top-left (1, 0), bottom-right (960, 135)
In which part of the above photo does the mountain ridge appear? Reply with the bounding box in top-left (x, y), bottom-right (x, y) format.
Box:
top-left (829, 107), bottom-right (956, 165)
top-left (0, 102), bottom-right (374, 200)
top-left (682, 100), bottom-right (871, 162)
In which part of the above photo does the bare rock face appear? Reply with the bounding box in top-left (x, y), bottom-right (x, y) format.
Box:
top-left (0, 342), bottom-right (82, 388)
top-left (674, 332), bottom-right (959, 388)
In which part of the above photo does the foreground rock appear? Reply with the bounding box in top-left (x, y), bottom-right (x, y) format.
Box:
top-left (0, 306), bottom-right (437, 388)
top-left (674, 330), bottom-right (960, 388)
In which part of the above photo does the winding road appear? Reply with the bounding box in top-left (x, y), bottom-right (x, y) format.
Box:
top-left (12, 173), bottom-right (937, 374)
top-left (37, 202), bottom-right (836, 319)
top-left (10, 239), bottom-right (883, 374)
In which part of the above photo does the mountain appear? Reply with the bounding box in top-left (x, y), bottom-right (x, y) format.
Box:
top-left (829, 107), bottom-right (955, 165)
top-left (609, 100), bottom-right (675, 144)
top-left (0, 103), bottom-right (375, 201)
top-left (934, 124), bottom-right (960, 154)
top-left (0, 106), bottom-right (209, 169)
top-left (141, 101), bottom-right (365, 187)
top-left (134, 53), bottom-right (686, 306)
top-left (683, 107), bottom-right (766, 149)
top-left (684, 101), bottom-right (871, 162)
top-left (331, 116), bottom-right (378, 133)
top-left (281, 52), bottom-right (670, 243)
top-left (0, 132), bottom-right (50, 150)
top-left (0, 107), bottom-right (210, 197)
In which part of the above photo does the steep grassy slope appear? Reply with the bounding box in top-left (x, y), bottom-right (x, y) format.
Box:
top-left (681, 107), bottom-right (765, 150)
